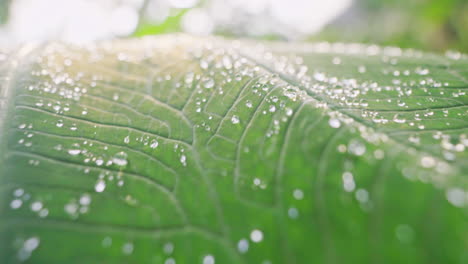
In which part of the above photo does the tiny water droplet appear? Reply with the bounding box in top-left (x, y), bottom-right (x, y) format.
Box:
top-left (56, 120), bottom-right (64, 128)
top-left (231, 115), bottom-right (240, 124)
top-left (95, 180), bottom-right (106, 193)
top-left (68, 143), bottom-right (81, 156)
top-left (203, 78), bottom-right (214, 89)
top-left (150, 140), bottom-right (159, 149)
top-left (112, 152), bottom-right (128, 167)
top-left (250, 229), bottom-right (263, 243)
top-left (328, 118), bottom-right (341, 128)
top-left (237, 239), bottom-right (249, 253)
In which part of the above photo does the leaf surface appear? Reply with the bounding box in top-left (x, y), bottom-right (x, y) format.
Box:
top-left (0, 35), bottom-right (467, 264)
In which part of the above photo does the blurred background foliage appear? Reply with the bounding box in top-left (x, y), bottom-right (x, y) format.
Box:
top-left (0, 0), bottom-right (466, 52)
top-left (315, 0), bottom-right (468, 52)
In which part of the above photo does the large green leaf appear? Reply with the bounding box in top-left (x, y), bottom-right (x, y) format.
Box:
top-left (0, 35), bottom-right (467, 264)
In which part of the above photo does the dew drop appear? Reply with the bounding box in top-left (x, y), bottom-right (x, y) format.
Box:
top-left (112, 151), bottom-right (128, 167)
top-left (328, 118), bottom-right (341, 128)
top-left (342, 172), bottom-right (356, 192)
top-left (122, 242), bottom-right (134, 255)
top-left (95, 180), bottom-right (106, 193)
top-left (348, 140), bottom-right (366, 156)
top-left (79, 194), bottom-right (91, 206)
top-left (446, 188), bottom-right (465, 207)
top-left (24, 237), bottom-right (40, 251)
top-left (395, 224), bottom-right (414, 243)
top-left (231, 115), bottom-right (240, 124)
top-left (237, 239), bottom-right (249, 253)
top-left (10, 199), bottom-right (22, 209)
top-left (56, 120), bottom-right (64, 128)
top-left (355, 189), bottom-right (369, 203)
top-left (293, 189), bottom-right (304, 200)
top-left (68, 143), bottom-right (81, 156)
top-left (163, 242), bottom-right (174, 255)
top-left (150, 140), bottom-right (159, 149)
top-left (203, 78), bottom-right (214, 89)
top-left (393, 114), bottom-right (406, 124)
top-left (180, 154), bottom-right (187, 166)
top-left (30, 201), bottom-right (43, 212)
top-left (202, 255), bottom-right (215, 264)
top-left (250, 229), bottom-right (263, 243)
top-left (288, 207), bottom-right (299, 219)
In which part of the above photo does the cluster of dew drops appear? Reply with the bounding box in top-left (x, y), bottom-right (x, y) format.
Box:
top-left (243, 41), bottom-right (467, 208)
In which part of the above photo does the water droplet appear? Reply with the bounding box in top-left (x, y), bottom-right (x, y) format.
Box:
top-left (150, 140), bottom-right (159, 149)
top-left (293, 189), bottom-right (304, 200)
top-left (328, 118), bottom-right (341, 128)
top-left (203, 78), bottom-right (214, 89)
top-left (95, 180), bottom-right (106, 193)
top-left (64, 202), bottom-right (78, 216)
top-left (164, 258), bottom-right (176, 264)
top-left (180, 155), bottom-right (187, 166)
top-left (231, 115), bottom-right (240, 124)
top-left (112, 151), bottom-right (128, 167)
top-left (250, 229), bottom-right (263, 243)
top-left (79, 194), bottom-right (91, 206)
top-left (122, 242), bottom-right (134, 255)
top-left (10, 199), bottom-right (22, 209)
top-left (446, 188), bottom-right (465, 207)
top-left (348, 140), bottom-right (366, 156)
top-left (420, 156), bottom-right (436, 168)
top-left (355, 189), bottom-right (369, 203)
top-left (288, 207), bottom-right (299, 219)
top-left (395, 224), bottom-right (414, 243)
top-left (95, 158), bottom-right (104, 166)
top-left (237, 239), bottom-right (249, 253)
top-left (393, 114), bottom-right (406, 124)
top-left (102, 237), bottom-right (112, 248)
top-left (203, 255), bottom-right (215, 264)
top-left (342, 172), bottom-right (355, 192)
top-left (163, 242), bottom-right (174, 255)
top-left (24, 237), bottom-right (40, 251)
top-left (124, 136), bottom-right (130, 144)
top-left (56, 120), bottom-right (64, 128)
top-left (245, 100), bottom-right (253, 108)
top-left (30, 201), bottom-right (43, 212)
top-left (68, 143), bottom-right (81, 156)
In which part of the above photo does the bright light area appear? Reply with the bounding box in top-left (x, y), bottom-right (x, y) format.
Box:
top-left (0, 0), bottom-right (353, 44)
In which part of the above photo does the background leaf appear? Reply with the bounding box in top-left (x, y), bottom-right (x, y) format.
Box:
top-left (0, 35), bottom-right (467, 264)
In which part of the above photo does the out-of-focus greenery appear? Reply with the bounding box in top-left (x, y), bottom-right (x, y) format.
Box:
top-left (314, 0), bottom-right (468, 52)
top-left (135, 0), bottom-right (467, 53)
top-left (134, 10), bottom-right (186, 37)
top-left (0, 0), bottom-right (10, 23)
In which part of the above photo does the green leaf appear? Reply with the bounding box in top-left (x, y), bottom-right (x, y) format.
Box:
top-left (0, 35), bottom-right (467, 264)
